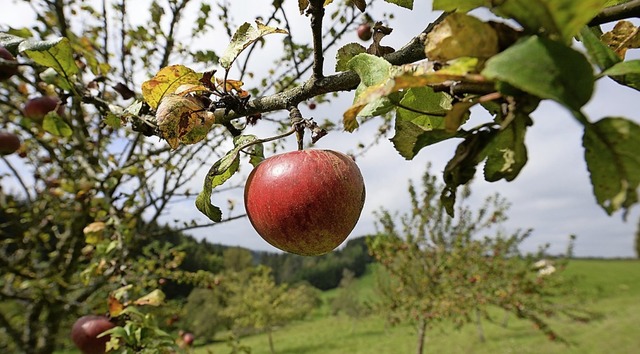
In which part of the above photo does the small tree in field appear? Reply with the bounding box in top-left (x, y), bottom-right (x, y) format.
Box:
top-left (222, 266), bottom-right (319, 354)
top-left (368, 167), bottom-right (593, 354)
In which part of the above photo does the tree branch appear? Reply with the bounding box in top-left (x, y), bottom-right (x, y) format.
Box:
top-left (589, 0), bottom-right (640, 26)
top-left (308, 0), bottom-right (326, 79)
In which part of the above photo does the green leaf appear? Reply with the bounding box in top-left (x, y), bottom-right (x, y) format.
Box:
top-left (384, 0), bottom-right (414, 9)
top-left (601, 60), bottom-right (640, 76)
top-left (432, 0), bottom-right (487, 12)
top-left (601, 60), bottom-right (640, 90)
top-left (492, 0), bottom-right (609, 43)
top-left (441, 130), bottom-right (496, 216)
top-left (483, 113), bottom-right (529, 182)
top-left (483, 36), bottom-right (594, 111)
top-left (18, 37), bottom-right (79, 79)
top-left (390, 87), bottom-right (455, 159)
top-left (196, 135), bottom-right (258, 222)
top-left (582, 117), bottom-right (640, 215)
top-left (104, 112), bottom-right (123, 129)
top-left (141, 65), bottom-right (201, 110)
top-left (42, 112), bottom-right (72, 137)
top-left (579, 26), bottom-right (621, 70)
top-left (344, 53), bottom-right (393, 131)
top-left (219, 21), bottom-right (287, 70)
top-left (335, 43), bottom-right (366, 72)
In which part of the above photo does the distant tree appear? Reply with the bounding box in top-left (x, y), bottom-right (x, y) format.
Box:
top-left (180, 287), bottom-right (230, 343)
top-left (223, 247), bottom-right (255, 273)
top-left (368, 166), bottom-right (593, 354)
top-left (331, 268), bottom-right (369, 330)
top-left (222, 266), bottom-right (319, 354)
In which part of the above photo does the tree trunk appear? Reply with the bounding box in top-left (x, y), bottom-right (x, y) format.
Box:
top-left (475, 308), bottom-right (485, 342)
top-left (502, 309), bottom-right (509, 328)
top-left (267, 328), bottom-right (275, 354)
top-left (416, 318), bottom-right (427, 354)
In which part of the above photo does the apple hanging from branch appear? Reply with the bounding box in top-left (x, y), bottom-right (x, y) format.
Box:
top-left (244, 149), bottom-right (366, 256)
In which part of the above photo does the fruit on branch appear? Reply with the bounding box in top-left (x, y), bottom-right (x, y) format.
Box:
top-left (357, 23), bottom-right (372, 41)
top-left (71, 315), bottom-right (115, 354)
top-left (0, 131), bottom-right (20, 155)
top-left (0, 47), bottom-right (18, 81)
top-left (22, 96), bottom-right (64, 122)
top-left (244, 150), bottom-right (366, 256)
top-left (308, 102), bottom-right (317, 110)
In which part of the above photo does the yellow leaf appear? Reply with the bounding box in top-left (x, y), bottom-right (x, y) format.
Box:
top-left (141, 65), bottom-right (202, 109)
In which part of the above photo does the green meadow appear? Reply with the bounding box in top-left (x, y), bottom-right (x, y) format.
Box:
top-left (196, 259), bottom-right (640, 354)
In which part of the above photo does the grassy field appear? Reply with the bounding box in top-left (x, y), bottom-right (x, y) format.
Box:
top-left (196, 259), bottom-right (640, 354)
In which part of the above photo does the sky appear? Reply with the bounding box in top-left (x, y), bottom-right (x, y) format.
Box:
top-left (1, 0), bottom-right (639, 258)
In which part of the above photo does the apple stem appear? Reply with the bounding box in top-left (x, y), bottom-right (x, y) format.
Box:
top-left (289, 107), bottom-right (305, 150)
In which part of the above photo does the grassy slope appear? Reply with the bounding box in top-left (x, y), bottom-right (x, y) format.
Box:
top-left (197, 259), bottom-right (640, 354)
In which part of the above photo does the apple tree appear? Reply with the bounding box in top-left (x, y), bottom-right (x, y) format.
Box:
top-left (367, 166), bottom-right (594, 354)
top-left (221, 266), bottom-right (320, 354)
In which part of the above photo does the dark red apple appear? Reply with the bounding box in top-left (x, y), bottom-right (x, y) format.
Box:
top-left (0, 47), bottom-right (18, 81)
top-left (71, 315), bottom-right (115, 354)
top-left (357, 23), bottom-right (372, 41)
top-left (23, 96), bottom-right (64, 122)
top-left (0, 132), bottom-right (20, 155)
top-left (182, 332), bottom-right (195, 346)
top-left (244, 149), bottom-right (366, 256)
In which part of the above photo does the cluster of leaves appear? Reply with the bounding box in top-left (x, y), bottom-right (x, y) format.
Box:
top-left (339, 0), bottom-right (640, 216)
top-left (367, 166), bottom-right (595, 353)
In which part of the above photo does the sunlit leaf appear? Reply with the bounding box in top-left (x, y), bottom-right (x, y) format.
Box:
top-left (583, 117), bottom-right (640, 215)
top-left (483, 36), bottom-right (594, 111)
top-left (344, 58), bottom-right (476, 130)
top-left (134, 289), bottom-right (166, 306)
top-left (108, 295), bottom-right (125, 317)
top-left (343, 53), bottom-right (392, 131)
top-left (141, 65), bottom-right (202, 110)
top-left (219, 21), bottom-right (287, 70)
top-left (196, 135), bottom-right (258, 222)
top-left (19, 37), bottom-right (78, 85)
top-left (425, 13), bottom-right (499, 61)
top-left (42, 112), bottom-right (72, 137)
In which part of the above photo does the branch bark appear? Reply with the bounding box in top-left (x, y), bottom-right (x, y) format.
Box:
top-left (589, 0), bottom-right (640, 26)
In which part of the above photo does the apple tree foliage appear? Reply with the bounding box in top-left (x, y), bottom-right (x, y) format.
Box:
top-left (127, 0), bottom-right (640, 222)
top-left (368, 166), bottom-right (595, 354)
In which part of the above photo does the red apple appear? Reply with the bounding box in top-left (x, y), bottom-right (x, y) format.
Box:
top-left (0, 132), bottom-right (20, 155)
top-left (244, 149), bottom-right (366, 256)
top-left (182, 332), bottom-right (195, 346)
top-left (0, 47), bottom-right (18, 81)
top-left (357, 23), bottom-right (372, 41)
top-left (23, 96), bottom-right (64, 122)
top-left (71, 315), bottom-right (115, 354)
